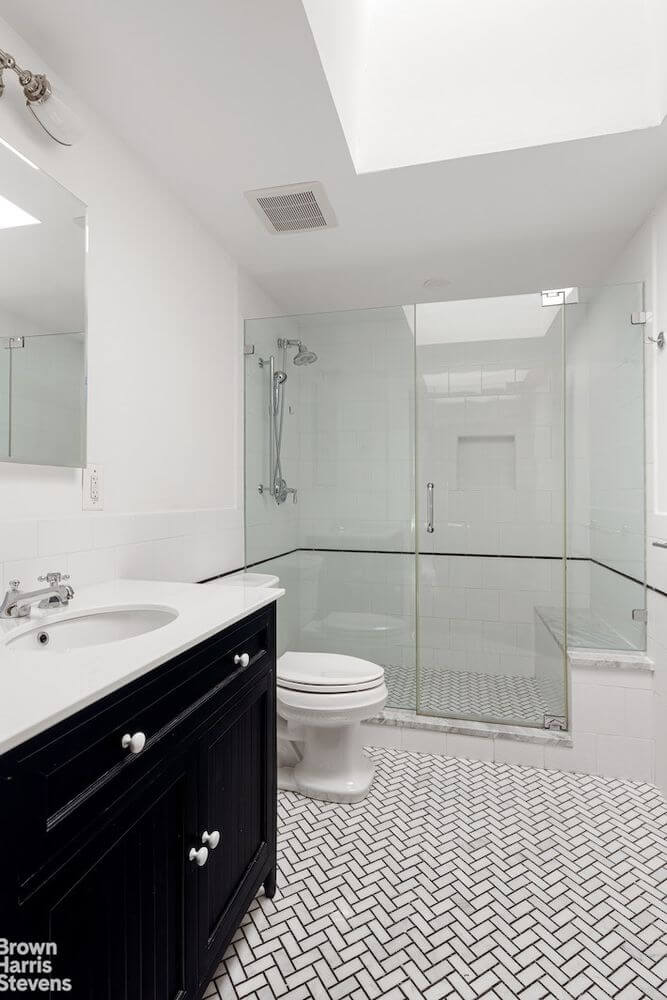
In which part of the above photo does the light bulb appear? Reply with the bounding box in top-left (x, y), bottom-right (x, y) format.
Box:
top-left (27, 90), bottom-right (85, 147)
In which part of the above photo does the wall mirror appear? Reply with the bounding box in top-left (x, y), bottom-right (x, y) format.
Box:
top-left (0, 141), bottom-right (86, 468)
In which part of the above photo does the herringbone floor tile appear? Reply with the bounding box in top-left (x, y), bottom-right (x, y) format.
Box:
top-left (383, 661), bottom-right (563, 724)
top-left (207, 747), bottom-right (667, 999)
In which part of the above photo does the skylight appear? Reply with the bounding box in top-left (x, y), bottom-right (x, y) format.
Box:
top-left (0, 193), bottom-right (40, 229)
top-left (303, 0), bottom-right (665, 175)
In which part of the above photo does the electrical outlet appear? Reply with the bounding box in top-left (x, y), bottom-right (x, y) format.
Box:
top-left (82, 463), bottom-right (104, 510)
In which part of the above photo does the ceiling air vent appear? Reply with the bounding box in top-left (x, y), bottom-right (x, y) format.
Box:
top-left (245, 181), bottom-right (337, 234)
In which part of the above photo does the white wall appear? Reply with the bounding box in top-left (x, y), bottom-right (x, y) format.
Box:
top-left (0, 16), bottom-right (271, 587)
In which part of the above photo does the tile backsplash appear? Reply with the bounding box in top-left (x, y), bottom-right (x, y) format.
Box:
top-left (0, 507), bottom-right (243, 591)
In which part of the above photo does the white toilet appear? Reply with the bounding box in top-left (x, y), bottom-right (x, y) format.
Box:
top-left (277, 651), bottom-right (388, 803)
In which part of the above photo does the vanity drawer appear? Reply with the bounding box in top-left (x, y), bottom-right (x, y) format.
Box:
top-left (7, 607), bottom-right (274, 887)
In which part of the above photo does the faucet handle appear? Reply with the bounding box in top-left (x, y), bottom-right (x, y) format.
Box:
top-left (38, 571), bottom-right (69, 585)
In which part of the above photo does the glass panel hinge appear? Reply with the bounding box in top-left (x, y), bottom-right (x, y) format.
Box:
top-left (3, 337), bottom-right (24, 350)
top-left (544, 715), bottom-right (567, 731)
top-left (632, 608), bottom-right (647, 623)
top-left (541, 287), bottom-right (579, 306)
top-left (630, 311), bottom-right (652, 325)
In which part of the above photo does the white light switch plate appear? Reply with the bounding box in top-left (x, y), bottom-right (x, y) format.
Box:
top-left (82, 463), bottom-right (104, 510)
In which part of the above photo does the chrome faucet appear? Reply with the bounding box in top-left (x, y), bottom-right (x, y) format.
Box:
top-left (0, 572), bottom-right (74, 619)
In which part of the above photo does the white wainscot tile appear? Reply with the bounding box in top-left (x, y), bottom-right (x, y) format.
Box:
top-left (430, 587), bottom-right (466, 619)
top-left (596, 735), bottom-right (654, 783)
top-left (167, 510), bottom-right (199, 537)
top-left (0, 521), bottom-right (38, 563)
top-left (67, 547), bottom-right (118, 587)
top-left (465, 588), bottom-right (500, 621)
top-left (360, 723), bottom-right (401, 749)
top-left (116, 537), bottom-right (193, 582)
top-left (571, 683), bottom-right (625, 736)
top-left (446, 733), bottom-right (494, 762)
top-left (93, 515), bottom-right (144, 549)
top-left (493, 738), bottom-right (545, 768)
top-left (450, 619), bottom-right (483, 652)
top-left (650, 638), bottom-right (667, 699)
top-left (2, 555), bottom-right (66, 590)
top-left (38, 518), bottom-right (94, 558)
top-left (624, 689), bottom-right (655, 740)
top-left (449, 557), bottom-right (483, 588)
top-left (401, 728), bottom-right (447, 754)
top-left (544, 733), bottom-right (597, 775)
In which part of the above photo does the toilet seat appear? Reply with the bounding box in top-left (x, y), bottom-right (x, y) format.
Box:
top-left (277, 651), bottom-right (385, 694)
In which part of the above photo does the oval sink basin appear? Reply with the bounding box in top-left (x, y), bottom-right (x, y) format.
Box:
top-left (4, 606), bottom-right (178, 652)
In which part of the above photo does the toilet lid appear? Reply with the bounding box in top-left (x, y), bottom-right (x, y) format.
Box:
top-left (277, 651), bottom-right (385, 693)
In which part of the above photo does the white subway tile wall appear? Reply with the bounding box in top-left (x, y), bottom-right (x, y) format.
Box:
top-left (297, 309), bottom-right (415, 552)
top-left (0, 509), bottom-right (243, 591)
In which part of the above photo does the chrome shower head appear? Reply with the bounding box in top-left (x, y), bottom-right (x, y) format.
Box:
top-left (293, 342), bottom-right (317, 366)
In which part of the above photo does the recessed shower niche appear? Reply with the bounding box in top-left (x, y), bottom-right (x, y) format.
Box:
top-left (457, 435), bottom-right (516, 490)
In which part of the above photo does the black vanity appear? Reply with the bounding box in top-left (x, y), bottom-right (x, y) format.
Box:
top-left (0, 602), bottom-right (277, 999)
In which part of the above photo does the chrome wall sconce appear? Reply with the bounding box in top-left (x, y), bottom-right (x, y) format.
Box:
top-left (0, 45), bottom-right (83, 146)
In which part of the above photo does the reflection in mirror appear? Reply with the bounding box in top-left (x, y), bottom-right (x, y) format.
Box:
top-left (0, 141), bottom-right (86, 467)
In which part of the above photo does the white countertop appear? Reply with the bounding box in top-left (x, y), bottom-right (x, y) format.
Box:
top-left (0, 578), bottom-right (284, 756)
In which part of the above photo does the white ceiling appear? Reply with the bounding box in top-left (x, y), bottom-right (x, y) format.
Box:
top-left (3, 0), bottom-right (667, 317)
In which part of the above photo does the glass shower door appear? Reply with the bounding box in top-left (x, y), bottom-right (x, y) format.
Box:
top-left (415, 294), bottom-right (568, 727)
top-left (244, 306), bottom-right (417, 710)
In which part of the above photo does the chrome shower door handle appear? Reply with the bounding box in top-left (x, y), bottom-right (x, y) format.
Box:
top-left (426, 483), bottom-right (434, 534)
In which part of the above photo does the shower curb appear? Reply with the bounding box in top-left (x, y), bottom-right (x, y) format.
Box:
top-left (368, 708), bottom-right (573, 746)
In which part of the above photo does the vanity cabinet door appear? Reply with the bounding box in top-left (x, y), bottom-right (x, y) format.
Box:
top-left (196, 668), bottom-right (277, 985)
top-left (20, 754), bottom-right (198, 1000)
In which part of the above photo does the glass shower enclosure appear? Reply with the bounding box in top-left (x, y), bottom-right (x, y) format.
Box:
top-left (244, 284), bottom-right (645, 730)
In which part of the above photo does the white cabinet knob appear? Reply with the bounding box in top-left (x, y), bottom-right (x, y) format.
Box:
top-left (121, 731), bottom-right (146, 754)
top-left (234, 652), bottom-right (250, 667)
top-left (189, 846), bottom-right (209, 867)
top-left (202, 829), bottom-right (220, 850)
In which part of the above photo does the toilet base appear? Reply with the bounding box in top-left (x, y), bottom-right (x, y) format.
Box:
top-left (278, 722), bottom-right (376, 803)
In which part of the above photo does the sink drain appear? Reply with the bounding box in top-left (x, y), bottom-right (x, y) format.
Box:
top-left (37, 631), bottom-right (49, 646)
